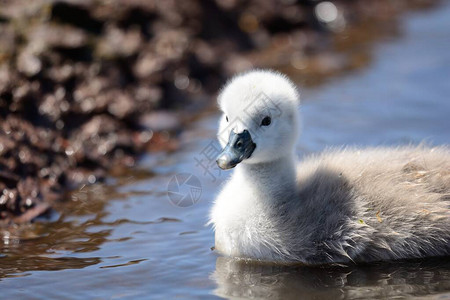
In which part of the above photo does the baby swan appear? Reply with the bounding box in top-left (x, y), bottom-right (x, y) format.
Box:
top-left (210, 70), bottom-right (450, 264)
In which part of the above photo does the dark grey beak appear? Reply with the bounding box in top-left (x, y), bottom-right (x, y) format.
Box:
top-left (216, 130), bottom-right (256, 170)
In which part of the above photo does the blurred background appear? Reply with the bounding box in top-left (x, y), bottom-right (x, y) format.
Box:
top-left (0, 0), bottom-right (449, 299)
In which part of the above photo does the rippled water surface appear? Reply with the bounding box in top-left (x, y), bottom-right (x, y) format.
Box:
top-left (1, 4), bottom-right (450, 300)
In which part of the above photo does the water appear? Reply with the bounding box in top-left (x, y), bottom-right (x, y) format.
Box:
top-left (1, 4), bottom-right (450, 300)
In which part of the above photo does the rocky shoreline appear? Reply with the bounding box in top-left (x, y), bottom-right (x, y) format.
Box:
top-left (0, 0), bottom-right (437, 225)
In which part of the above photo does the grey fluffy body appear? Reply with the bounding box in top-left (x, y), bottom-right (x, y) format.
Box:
top-left (278, 146), bottom-right (449, 263)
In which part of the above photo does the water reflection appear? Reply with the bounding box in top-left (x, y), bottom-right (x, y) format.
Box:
top-left (0, 183), bottom-right (124, 278)
top-left (213, 256), bottom-right (450, 299)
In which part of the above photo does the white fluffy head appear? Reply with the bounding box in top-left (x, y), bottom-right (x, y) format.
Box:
top-left (217, 69), bottom-right (300, 165)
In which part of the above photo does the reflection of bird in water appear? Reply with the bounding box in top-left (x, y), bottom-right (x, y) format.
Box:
top-left (210, 70), bottom-right (450, 264)
top-left (212, 256), bottom-right (450, 299)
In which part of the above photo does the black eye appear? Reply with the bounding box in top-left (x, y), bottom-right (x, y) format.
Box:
top-left (226, 116), bottom-right (229, 122)
top-left (261, 116), bottom-right (271, 126)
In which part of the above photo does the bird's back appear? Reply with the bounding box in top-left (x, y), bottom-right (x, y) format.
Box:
top-left (289, 146), bottom-right (450, 264)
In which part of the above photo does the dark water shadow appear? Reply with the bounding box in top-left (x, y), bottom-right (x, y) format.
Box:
top-left (213, 256), bottom-right (450, 299)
